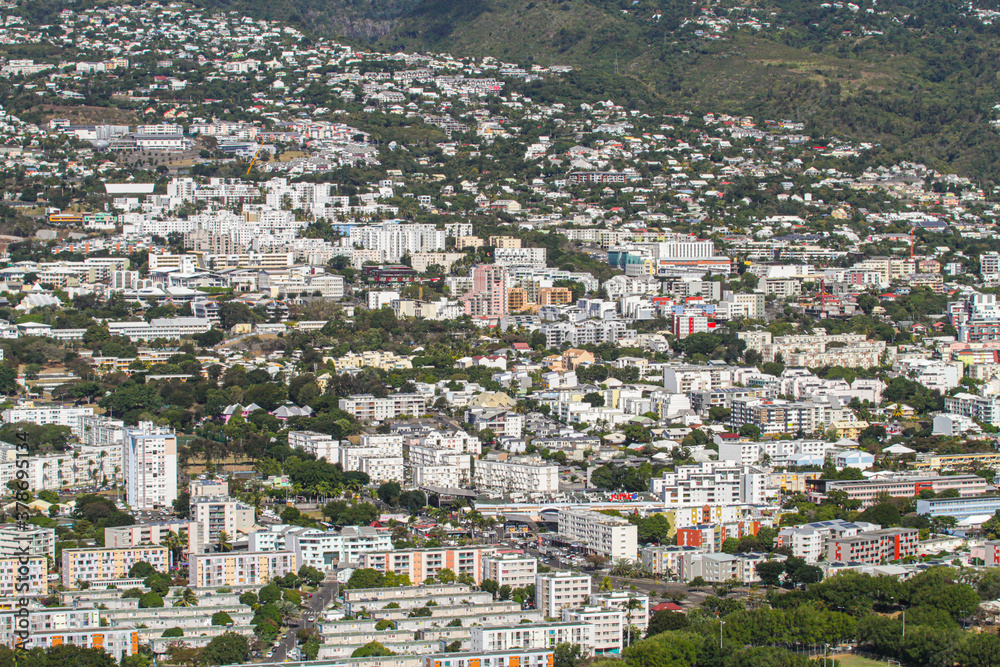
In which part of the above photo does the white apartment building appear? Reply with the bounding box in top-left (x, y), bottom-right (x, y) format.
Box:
top-left (0, 524), bottom-right (55, 559)
top-left (944, 392), bottom-right (1000, 426)
top-left (105, 520), bottom-right (202, 555)
top-left (471, 622), bottom-right (595, 655)
top-left (2, 403), bottom-right (94, 429)
top-left (77, 414), bottom-right (124, 446)
top-left (474, 457), bottom-right (559, 493)
top-left (190, 550), bottom-right (297, 588)
top-left (561, 607), bottom-right (624, 655)
top-left (483, 552), bottom-right (538, 588)
top-left (493, 247), bottom-right (547, 268)
top-left (192, 496), bottom-right (255, 547)
top-left (649, 461), bottom-right (768, 507)
top-left (348, 223), bottom-right (446, 262)
top-left (107, 317), bottom-right (212, 341)
top-left (557, 510), bottom-right (638, 561)
top-left (0, 556), bottom-right (47, 595)
top-left (358, 456), bottom-right (405, 483)
top-left (662, 365), bottom-right (737, 393)
top-left (338, 394), bottom-right (428, 421)
top-left (0, 607), bottom-right (138, 656)
top-left (123, 422), bottom-right (178, 511)
top-left (983, 252), bottom-right (1000, 283)
top-left (590, 591), bottom-right (650, 632)
top-left (535, 571), bottom-right (592, 618)
top-left (288, 431), bottom-right (341, 464)
top-left (282, 526), bottom-right (392, 570)
top-left (412, 464), bottom-right (465, 487)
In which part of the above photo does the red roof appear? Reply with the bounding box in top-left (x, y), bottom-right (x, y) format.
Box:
top-left (651, 602), bottom-right (685, 612)
top-left (513, 343), bottom-right (531, 350)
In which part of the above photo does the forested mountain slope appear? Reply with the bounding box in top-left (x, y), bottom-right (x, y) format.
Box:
top-left (22, 0), bottom-right (1000, 180)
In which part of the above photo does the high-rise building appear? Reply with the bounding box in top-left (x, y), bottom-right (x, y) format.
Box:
top-left (462, 264), bottom-right (509, 318)
top-left (123, 422), bottom-right (178, 510)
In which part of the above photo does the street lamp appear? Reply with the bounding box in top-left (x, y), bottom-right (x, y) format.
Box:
top-left (719, 620), bottom-right (725, 650)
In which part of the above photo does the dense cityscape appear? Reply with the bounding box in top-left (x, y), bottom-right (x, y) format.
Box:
top-left (5, 2), bottom-right (1000, 667)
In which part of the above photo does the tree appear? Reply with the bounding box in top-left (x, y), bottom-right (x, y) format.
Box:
top-left (636, 513), bottom-right (671, 545)
top-left (258, 584), bottom-right (282, 604)
top-left (757, 561), bottom-right (786, 588)
top-left (202, 631), bottom-right (250, 665)
top-left (377, 481), bottom-right (402, 506)
top-left (139, 592), bottom-right (164, 608)
top-left (347, 568), bottom-right (385, 589)
top-left (128, 561), bottom-right (157, 579)
top-left (437, 568), bottom-right (456, 584)
top-left (298, 565), bottom-right (325, 586)
top-left (240, 591), bottom-right (259, 607)
top-left (162, 627), bottom-right (184, 638)
top-left (211, 611), bottom-right (234, 626)
top-left (739, 424), bottom-right (761, 439)
top-left (174, 588), bottom-right (198, 608)
top-left (583, 392), bottom-right (605, 407)
top-left (553, 643), bottom-right (583, 667)
top-left (646, 610), bottom-right (689, 637)
top-left (351, 641), bottom-right (394, 658)
top-left (376, 619), bottom-right (394, 630)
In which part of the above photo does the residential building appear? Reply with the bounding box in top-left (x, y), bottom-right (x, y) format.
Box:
top-left (288, 430), bottom-right (340, 464)
top-left (281, 525), bottom-right (392, 570)
top-left (561, 607), bottom-right (624, 655)
top-left (105, 520), bottom-right (201, 555)
top-left (0, 556), bottom-right (46, 595)
top-left (0, 607), bottom-right (138, 656)
top-left (0, 524), bottom-right (55, 559)
top-left (190, 550), bottom-right (297, 587)
top-left (640, 545), bottom-right (705, 578)
top-left (338, 394), bottom-right (428, 421)
top-left (649, 461), bottom-right (768, 507)
top-left (827, 528), bottom-right (919, 564)
top-left (474, 456), bottom-right (559, 493)
top-left (192, 496), bottom-right (255, 548)
top-left (61, 546), bottom-right (168, 587)
top-left (775, 520), bottom-right (877, 563)
top-left (590, 591), bottom-right (650, 632)
top-left (535, 571), bottom-right (592, 618)
top-left (943, 392), bottom-right (1000, 426)
top-left (471, 622), bottom-right (595, 655)
top-left (807, 474), bottom-right (989, 507)
top-left (420, 650), bottom-right (554, 667)
top-left (2, 403), bottom-right (94, 429)
top-left (483, 552), bottom-right (537, 589)
top-left (123, 421), bottom-right (178, 511)
top-left (557, 510), bottom-right (638, 561)
top-left (360, 546), bottom-right (495, 585)
top-left (917, 495), bottom-right (1000, 520)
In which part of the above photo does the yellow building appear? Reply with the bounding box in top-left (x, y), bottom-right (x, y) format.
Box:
top-left (833, 420), bottom-right (869, 439)
top-left (61, 546), bottom-right (169, 587)
top-left (769, 472), bottom-right (822, 494)
top-left (190, 551), bottom-right (297, 588)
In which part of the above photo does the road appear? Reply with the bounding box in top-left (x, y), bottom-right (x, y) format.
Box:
top-left (271, 579), bottom-right (338, 662)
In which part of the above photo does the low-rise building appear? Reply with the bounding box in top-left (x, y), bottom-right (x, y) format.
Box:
top-left (827, 528), bottom-right (919, 564)
top-left (0, 524), bottom-right (55, 559)
top-left (0, 556), bottom-right (47, 595)
top-left (471, 622), bottom-right (594, 655)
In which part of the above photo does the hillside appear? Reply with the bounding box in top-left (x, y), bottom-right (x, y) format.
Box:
top-left (23, 0), bottom-right (1000, 180)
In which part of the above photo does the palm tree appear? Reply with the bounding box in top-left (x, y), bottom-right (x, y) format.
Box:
top-left (620, 596), bottom-right (643, 647)
top-left (610, 559), bottom-right (635, 578)
top-left (599, 577), bottom-right (614, 592)
top-left (173, 587), bottom-right (198, 607)
top-left (161, 531), bottom-right (181, 564)
top-left (217, 531), bottom-right (232, 553)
